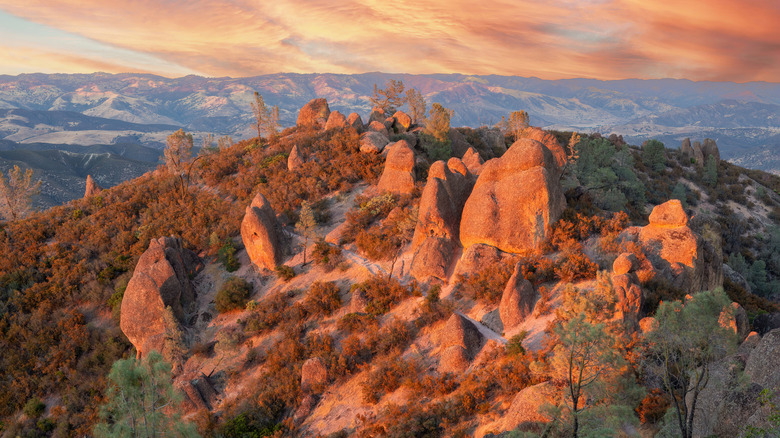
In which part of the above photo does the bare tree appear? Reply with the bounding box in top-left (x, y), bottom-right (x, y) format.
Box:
top-left (508, 110), bottom-right (530, 142)
top-left (0, 165), bottom-right (41, 222)
top-left (250, 91), bottom-right (280, 141)
top-left (164, 129), bottom-right (194, 198)
top-left (405, 87), bottom-right (426, 124)
top-left (370, 79), bottom-right (406, 114)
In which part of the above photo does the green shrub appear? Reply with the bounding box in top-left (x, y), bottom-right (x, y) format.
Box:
top-left (275, 265), bottom-right (295, 282)
top-left (218, 239), bottom-right (240, 272)
top-left (216, 277), bottom-right (253, 313)
top-left (23, 397), bottom-right (45, 418)
top-left (312, 239), bottom-right (343, 271)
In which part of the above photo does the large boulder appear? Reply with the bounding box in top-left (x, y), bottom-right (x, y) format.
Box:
top-left (460, 138), bottom-right (566, 254)
top-left (324, 110), bottom-right (348, 130)
top-left (439, 313), bottom-right (483, 372)
top-left (453, 243), bottom-right (504, 279)
top-left (476, 127), bottom-right (506, 156)
top-left (499, 264), bottom-right (536, 330)
top-left (120, 237), bottom-right (199, 359)
top-left (520, 127), bottom-right (566, 172)
top-left (745, 328), bottom-right (780, 392)
top-left (84, 175), bottom-right (102, 198)
top-left (392, 111), bottom-right (412, 132)
top-left (367, 120), bottom-right (389, 137)
top-left (410, 158), bottom-right (474, 280)
top-left (501, 381), bottom-right (557, 432)
top-left (449, 129), bottom-right (471, 158)
top-left (297, 98), bottom-right (330, 129)
top-left (681, 138), bottom-right (694, 161)
top-left (346, 113), bottom-right (364, 131)
top-left (692, 141), bottom-right (705, 165)
top-left (368, 107), bottom-right (386, 124)
top-left (359, 131), bottom-right (390, 154)
top-left (301, 357), bottom-right (328, 393)
top-left (377, 140), bottom-right (415, 195)
top-left (288, 144), bottom-right (304, 171)
top-left (462, 147), bottom-right (484, 175)
top-left (634, 200), bottom-right (722, 292)
top-left (240, 193), bottom-right (283, 270)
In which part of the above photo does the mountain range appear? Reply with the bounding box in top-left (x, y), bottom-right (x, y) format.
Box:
top-left (0, 72), bottom-right (779, 172)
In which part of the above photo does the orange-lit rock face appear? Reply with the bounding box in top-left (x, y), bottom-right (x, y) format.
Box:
top-left (240, 192), bottom-right (282, 270)
top-left (459, 138), bottom-right (565, 254)
top-left (499, 263), bottom-right (536, 330)
top-left (297, 98), bottom-right (330, 129)
top-left (377, 140), bottom-right (415, 195)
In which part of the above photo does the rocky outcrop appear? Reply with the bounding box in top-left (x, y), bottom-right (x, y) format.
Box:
top-left (368, 107), bottom-right (386, 124)
top-left (681, 138), bottom-right (694, 161)
top-left (462, 147), bottom-right (484, 175)
top-left (692, 140), bottom-right (705, 165)
top-left (297, 98), bottom-right (330, 129)
top-left (499, 264), bottom-right (536, 331)
top-left (324, 110), bottom-right (348, 130)
top-left (288, 145), bottom-right (304, 171)
top-left (84, 175), bottom-right (102, 197)
top-left (719, 302), bottom-right (750, 342)
top-left (501, 381), bottom-right (556, 432)
top-left (346, 113), bottom-right (364, 131)
top-left (453, 243), bottom-right (504, 279)
top-left (240, 193), bottom-right (283, 270)
top-left (611, 254), bottom-right (643, 326)
top-left (377, 140), bottom-right (415, 195)
top-left (449, 129), bottom-right (471, 158)
top-left (410, 158), bottom-right (474, 280)
top-left (359, 131), bottom-right (390, 154)
top-left (702, 138), bottom-right (720, 163)
top-left (476, 127), bottom-right (506, 157)
top-left (368, 120), bottom-right (389, 138)
top-left (633, 200), bottom-right (722, 292)
top-left (460, 138), bottom-right (566, 254)
top-left (439, 313), bottom-right (484, 373)
top-left (520, 127), bottom-right (566, 172)
top-left (301, 357), bottom-right (328, 393)
top-left (120, 237), bottom-right (200, 359)
top-left (745, 328), bottom-right (780, 392)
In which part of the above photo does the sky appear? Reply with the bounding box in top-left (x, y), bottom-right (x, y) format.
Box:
top-left (0, 0), bottom-right (778, 82)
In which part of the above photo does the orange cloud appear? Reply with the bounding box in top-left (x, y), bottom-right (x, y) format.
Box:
top-left (0, 0), bottom-right (778, 81)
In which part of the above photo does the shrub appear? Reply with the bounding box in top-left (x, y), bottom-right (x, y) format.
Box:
top-left (312, 239), bottom-right (343, 271)
top-left (23, 397), bottom-right (45, 418)
top-left (338, 313), bottom-right (378, 333)
top-left (243, 292), bottom-right (289, 333)
top-left (352, 275), bottom-right (413, 315)
top-left (555, 249), bottom-right (598, 282)
top-left (361, 356), bottom-right (415, 404)
top-left (217, 239), bottom-right (240, 272)
top-left (305, 281), bottom-right (342, 316)
top-left (216, 277), bottom-right (253, 313)
top-left (275, 265), bottom-right (295, 282)
top-left (457, 259), bottom-right (515, 304)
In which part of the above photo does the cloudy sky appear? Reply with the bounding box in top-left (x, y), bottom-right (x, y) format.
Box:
top-left (1, 0), bottom-right (778, 82)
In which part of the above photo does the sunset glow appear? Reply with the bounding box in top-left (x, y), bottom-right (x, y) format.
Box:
top-left (1, 0), bottom-right (778, 81)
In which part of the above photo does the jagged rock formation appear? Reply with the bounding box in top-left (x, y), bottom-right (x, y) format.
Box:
top-left (346, 112), bottom-right (364, 131)
top-left (240, 192), bottom-right (283, 270)
top-left (120, 236), bottom-right (200, 359)
top-left (84, 174), bottom-right (102, 197)
top-left (359, 131), bottom-right (390, 154)
top-left (377, 140), bottom-right (415, 195)
top-left (626, 200), bottom-right (723, 292)
top-left (410, 158), bottom-right (474, 280)
top-left (324, 110), bottom-right (348, 130)
top-left (682, 138), bottom-right (720, 166)
top-left (702, 138), bottom-right (721, 163)
top-left (460, 138), bottom-right (566, 254)
top-left (499, 263), bottom-right (536, 331)
top-left (692, 140), bottom-right (705, 164)
top-left (462, 147), bottom-right (484, 175)
top-left (681, 138), bottom-right (694, 160)
top-left (288, 145), bottom-right (304, 171)
top-left (297, 98), bottom-right (330, 129)
top-left (439, 313), bottom-right (484, 373)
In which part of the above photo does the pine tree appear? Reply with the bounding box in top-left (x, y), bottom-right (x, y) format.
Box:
top-left (296, 201), bottom-right (317, 265)
top-left (370, 80), bottom-right (406, 114)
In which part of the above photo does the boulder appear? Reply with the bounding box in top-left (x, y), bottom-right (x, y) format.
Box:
top-left (84, 175), bottom-right (102, 198)
top-left (639, 317), bottom-right (658, 334)
top-left (240, 193), bottom-right (283, 270)
top-left (368, 107), bottom-right (386, 124)
top-left (383, 116), bottom-right (395, 131)
top-left (297, 98), bottom-right (330, 129)
top-left (502, 381), bottom-right (556, 432)
top-left (745, 328), bottom-right (780, 392)
top-left (449, 129), bottom-right (471, 158)
top-left (519, 127), bottom-right (567, 172)
top-left (346, 113), bottom-right (364, 131)
top-left (410, 158), bottom-right (474, 280)
top-left (613, 253), bottom-right (636, 275)
top-left (692, 141), bottom-right (704, 165)
top-left (453, 243), bottom-right (504, 279)
top-left (288, 144), bottom-right (304, 171)
top-left (120, 237), bottom-right (199, 359)
top-left (719, 302), bottom-right (750, 342)
top-left (460, 138), bottom-right (566, 254)
top-left (367, 120), bottom-right (389, 137)
top-left (440, 313), bottom-right (483, 359)
top-left (324, 110), bottom-right (348, 130)
top-left (301, 357), bottom-right (328, 393)
top-left (723, 263), bottom-right (751, 294)
top-left (359, 131), bottom-right (390, 154)
top-left (499, 264), bottom-right (536, 330)
top-left (702, 138), bottom-right (720, 163)
top-left (462, 147), bottom-right (484, 175)
top-left (635, 200), bottom-right (722, 292)
top-left (392, 111), bottom-right (412, 132)
top-left (753, 312), bottom-right (780, 335)
top-left (440, 345), bottom-right (471, 373)
top-left (350, 288), bottom-right (368, 313)
top-left (476, 127), bottom-right (506, 156)
top-left (377, 140), bottom-right (415, 195)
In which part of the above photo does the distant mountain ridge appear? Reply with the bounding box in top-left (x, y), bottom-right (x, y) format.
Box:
top-left (1, 72), bottom-right (779, 171)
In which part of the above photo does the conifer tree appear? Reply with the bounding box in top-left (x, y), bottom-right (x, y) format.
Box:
top-left (296, 201), bottom-right (317, 265)
top-left (370, 80), bottom-right (406, 114)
